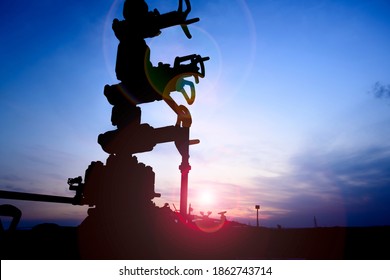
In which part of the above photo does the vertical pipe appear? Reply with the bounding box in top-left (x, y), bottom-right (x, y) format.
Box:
top-left (179, 163), bottom-right (190, 219)
top-left (178, 127), bottom-right (191, 220)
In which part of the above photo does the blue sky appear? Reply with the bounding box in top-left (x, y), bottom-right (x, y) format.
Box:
top-left (1, 0), bottom-right (390, 228)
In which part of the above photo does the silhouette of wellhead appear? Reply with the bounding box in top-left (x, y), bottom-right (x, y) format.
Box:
top-left (76, 0), bottom-right (205, 256)
top-left (72, 0), bottom-right (210, 258)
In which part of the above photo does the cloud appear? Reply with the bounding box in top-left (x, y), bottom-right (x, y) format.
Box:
top-left (0, 174), bottom-right (29, 192)
top-left (250, 145), bottom-right (390, 227)
top-left (370, 82), bottom-right (390, 100)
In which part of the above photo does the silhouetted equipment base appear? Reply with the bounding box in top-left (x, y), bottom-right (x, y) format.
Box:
top-left (2, 224), bottom-right (390, 260)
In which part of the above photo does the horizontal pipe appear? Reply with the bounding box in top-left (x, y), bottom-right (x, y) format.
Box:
top-left (0, 190), bottom-right (75, 204)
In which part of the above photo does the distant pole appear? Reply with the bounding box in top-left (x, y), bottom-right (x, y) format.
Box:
top-left (255, 205), bottom-right (260, 227)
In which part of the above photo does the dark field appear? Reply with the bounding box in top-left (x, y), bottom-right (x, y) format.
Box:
top-left (1, 222), bottom-right (389, 260)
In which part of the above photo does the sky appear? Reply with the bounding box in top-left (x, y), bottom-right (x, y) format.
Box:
top-left (1, 0), bottom-right (390, 229)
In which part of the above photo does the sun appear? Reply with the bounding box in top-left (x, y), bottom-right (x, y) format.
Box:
top-left (198, 190), bottom-right (215, 206)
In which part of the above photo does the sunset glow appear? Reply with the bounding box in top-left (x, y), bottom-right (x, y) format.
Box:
top-left (198, 190), bottom-right (215, 206)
